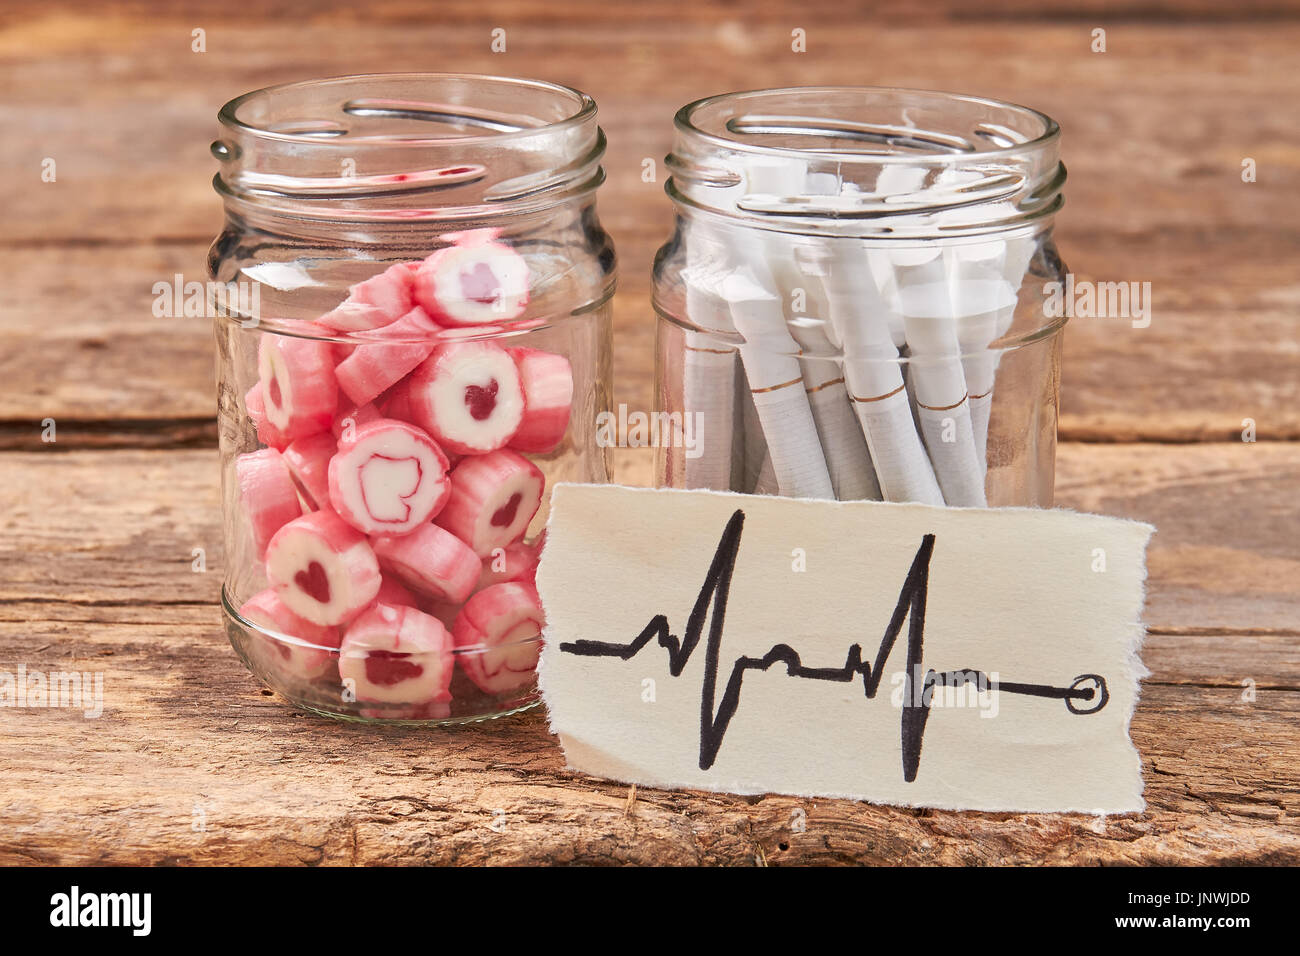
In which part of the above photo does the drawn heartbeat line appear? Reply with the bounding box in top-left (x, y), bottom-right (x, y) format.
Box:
top-left (559, 508), bottom-right (1109, 782)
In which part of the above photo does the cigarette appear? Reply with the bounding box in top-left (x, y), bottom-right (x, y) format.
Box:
top-left (680, 262), bottom-right (739, 491)
top-left (790, 177), bottom-right (882, 502)
top-left (945, 240), bottom-right (1022, 469)
top-left (736, 375), bottom-right (770, 493)
top-left (795, 329), bottom-right (882, 501)
top-left (696, 156), bottom-right (835, 500)
top-left (722, 268), bottom-right (835, 500)
top-left (815, 244), bottom-right (944, 506)
top-left (890, 249), bottom-right (988, 507)
top-left (752, 450), bottom-right (779, 495)
top-left (928, 169), bottom-right (1039, 472)
top-left (785, 280), bottom-right (881, 500)
top-left (677, 222), bottom-right (742, 492)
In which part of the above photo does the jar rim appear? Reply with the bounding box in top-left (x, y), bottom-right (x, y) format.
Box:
top-left (666, 86), bottom-right (1064, 238)
top-left (674, 85), bottom-right (1059, 165)
top-left (218, 72), bottom-right (597, 147)
top-left (212, 73), bottom-right (605, 226)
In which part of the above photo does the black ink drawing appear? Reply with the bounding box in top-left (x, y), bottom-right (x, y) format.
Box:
top-left (560, 509), bottom-right (1108, 781)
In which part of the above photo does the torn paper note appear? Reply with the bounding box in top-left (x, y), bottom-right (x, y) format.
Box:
top-left (536, 484), bottom-right (1153, 813)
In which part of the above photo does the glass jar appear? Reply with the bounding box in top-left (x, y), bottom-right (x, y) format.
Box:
top-left (653, 87), bottom-right (1066, 507)
top-left (210, 74), bottom-right (614, 723)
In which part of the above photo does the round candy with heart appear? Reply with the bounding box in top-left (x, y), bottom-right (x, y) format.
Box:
top-left (328, 418), bottom-right (451, 536)
top-left (412, 240), bottom-right (529, 326)
top-left (239, 588), bottom-right (340, 684)
top-left (407, 342), bottom-right (525, 455)
top-left (452, 581), bottom-right (544, 694)
top-left (265, 510), bottom-right (381, 626)
top-left (436, 449), bottom-right (544, 558)
top-left (257, 332), bottom-right (338, 442)
top-left (339, 603), bottom-right (454, 707)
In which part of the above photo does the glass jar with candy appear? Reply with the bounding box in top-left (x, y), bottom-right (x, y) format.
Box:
top-left (210, 74), bottom-right (614, 722)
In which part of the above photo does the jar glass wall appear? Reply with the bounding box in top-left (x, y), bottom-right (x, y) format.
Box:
top-left (653, 87), bottom-right (1066, 508)
top-left (210, 74), bottom-right (614, 723)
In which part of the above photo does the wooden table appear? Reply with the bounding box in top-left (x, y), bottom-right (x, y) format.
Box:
top-left (1, 1), bottom-right (1296, 865)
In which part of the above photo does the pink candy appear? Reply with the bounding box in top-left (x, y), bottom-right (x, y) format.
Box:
top-left (477, 539), bottom-right (540, 592)
top-left (258, 333), bottom-right (338, 441)
top-left (374, 574), bottom-right (419, 608)
top-left (339, 603), bottom-right (454, 707)
top-left (234, 235), bottom-right (571, 716)
top-left (331, 401), bottom-right (383, 440)
top-left (334, 305), bottom-right (442, 407)
top-left (452, 582), bottom-right (545, 694)
top-left (328, 418), bottom-right (451, 535)
top-left (371, 523), bottom-right (481, 605)
top-left (265, 510), bottom-right (381, 626)
top-left (281, 432), bottom-right (336, 510)
top-left (412, 240), bottom-right (529, 326)
top-left (508, 348), bottom-right (574, 454)
top-left (239, 588), bottom-right (340, 683)
top-left (236, 448), bottom-right (303, 558)
top-left (245, 385), bottom-right (291, 451)
top-left (318, 262), bottom-right (417, 333)
top-left (407, 342), bottom-right (525, 455)
top-left (436, 450), bottom-right (544, 558)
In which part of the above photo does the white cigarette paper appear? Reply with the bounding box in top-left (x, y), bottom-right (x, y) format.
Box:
top-left (790, 180), bottom-right (882, 501)
top-left (752, 450), bottom-right (779, 495)
top-left (736, 373), bottom-right (768, 493)
top-left (888, 249), bottom-right (986, 508)
top-left (689, 156), bottom-right (835, 501)
top-left (819, 248), bottom-right (943, 505)
top-left (723, 270), bottom-right (835, 500)
top-left (948, 234), bottom-right (1037, 467)
top-left (680, 234), bottom-right (740, 492)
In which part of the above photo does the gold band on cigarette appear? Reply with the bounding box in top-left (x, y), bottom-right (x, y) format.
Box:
top-left (751, 376), bottom-right (806, 395)
top-left (684, 345), bottom-right (735, 355)
top-left (805, 376), bottom-right (845, 394)
top-left (918, 396), bottom-right (969, 411)
top-left (850, 383), bottom-right (905, 403)
top-left (968, 389), bottom-right (993, 400)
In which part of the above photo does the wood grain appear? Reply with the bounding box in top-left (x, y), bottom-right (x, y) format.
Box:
top-left (3, 442), bottom-right (1297, 621)
top-left (1, 235), bottom-right (1296, 443)
top-left (1, 13), bottom-right (1296, 439)
top-left (0, 441), bottom-right (1295, 865)
top-left (0, 596), bottom-right (1296, 866)
top-left (0, 0), bottom-right (1296, 866)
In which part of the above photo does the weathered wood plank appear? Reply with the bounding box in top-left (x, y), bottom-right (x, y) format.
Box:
top-left (2, 20), bottom-right (1296, 242)
top-left (1054, 442), bottom-right (1300, 629)
top-left (0, 598), bottom-right (1295, 865)
top-left (1, 442), bottom-right (1297, 629)
top-left (3, 13), bottom-right (1296, 441)
top-left (1, 235), bottom-right (1296, 443)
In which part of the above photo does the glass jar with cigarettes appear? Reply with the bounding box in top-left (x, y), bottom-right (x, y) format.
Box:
top-left (209, 74), bottom-right (614, 723)
top-left (654, 87), bottom-right (1067, 507)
